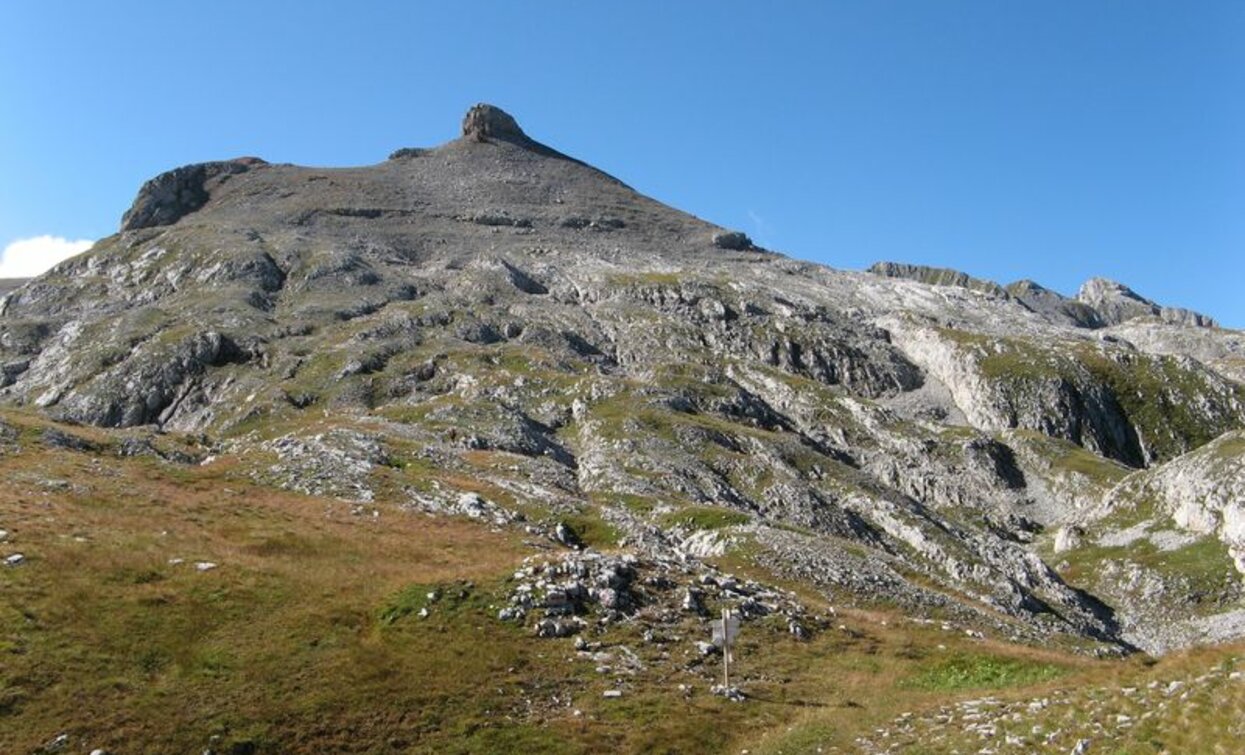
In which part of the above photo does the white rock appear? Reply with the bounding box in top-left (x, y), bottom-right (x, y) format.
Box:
top-left (4, 553), bottom-right (24, 566)
top-left (194, 561), bottom-right (218, 572)
top-left (602, 689), bottom-right (622, 698)
top-left (1053, 526), bottom-right (1083, 553)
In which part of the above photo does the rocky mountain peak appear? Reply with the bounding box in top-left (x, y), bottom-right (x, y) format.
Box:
top-left (461, 103), bottom-right (527, 143)
top-left (1077, 277), bottom-right (1148, 306)
top-left (1077, 276), bottom-right (1216, 328)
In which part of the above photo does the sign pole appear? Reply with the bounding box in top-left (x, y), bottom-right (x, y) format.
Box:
top-left (722, 607), bottom-right (731, 690)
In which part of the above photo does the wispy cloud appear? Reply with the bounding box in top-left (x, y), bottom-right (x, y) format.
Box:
top-left (746, 209), bottom-right (774, 248)
top-left (0, 235), bottom-right (93, 278)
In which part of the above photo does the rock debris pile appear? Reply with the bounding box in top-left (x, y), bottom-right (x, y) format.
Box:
top-left (498, 550), bottom-right (826, 644)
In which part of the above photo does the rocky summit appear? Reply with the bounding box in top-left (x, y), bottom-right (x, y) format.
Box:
top-left (1, 105), bottom-right (1244, 753)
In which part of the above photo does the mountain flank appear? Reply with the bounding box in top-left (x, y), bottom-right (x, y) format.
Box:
top-left (1, 104), bottom-right (1243, 752)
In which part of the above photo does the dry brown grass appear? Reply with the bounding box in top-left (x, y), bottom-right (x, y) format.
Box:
top-left (2, 415), bottom-right (1242, 753)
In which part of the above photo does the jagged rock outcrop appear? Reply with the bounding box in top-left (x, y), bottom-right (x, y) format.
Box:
top-left (869, 261), bottom-right (1009, 299)
top-left (461, 102), bottom-right (528, 142)
top-left (1005, 279), bottom-right (1105, 328)
top-left (1077, 277), bottom-right (1217, 328)
top-left (120, 157), bottom-right (268, 231)
top-left (711, 230), bottom-right (756, 251)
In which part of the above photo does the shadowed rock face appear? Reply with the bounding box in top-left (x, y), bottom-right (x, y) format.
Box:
top-left (1, 104), bottom-right (1243, 654)
top-left (1005, 279), bottom-right (1105, 329)
top-left (120, 157), bottom-right (268, 231)
top-left (869, 261), bottom-right (1009, 299)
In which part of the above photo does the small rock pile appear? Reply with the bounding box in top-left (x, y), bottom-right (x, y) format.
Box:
top-left (498, 550), bottom-right (825, 643)
top-left (250, 430), bottom-right (386, 501)
top-left (406, 490), bottom-right (523, 528)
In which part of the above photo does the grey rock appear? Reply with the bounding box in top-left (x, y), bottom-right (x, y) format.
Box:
top-left (870, 261), bottom-right (1009, 299)
top-left (555, 521), bottom-right (582, 549)
top-left (1006, 279), bottom-right (1105, 328)
top-left (1054, 526), bottom-right (1084, 554)
top-left (121, 157), bottom-right (267, 231)
top-left (462, 103), bottom-right (527, 143)
top-left (711, 230), bottom-right (755, 251)
top-left (1077, 277), bottom-right (1216, 328)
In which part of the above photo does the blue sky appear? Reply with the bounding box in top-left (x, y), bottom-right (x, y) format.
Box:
top-left (2, 2), bottom-right (1242, 325)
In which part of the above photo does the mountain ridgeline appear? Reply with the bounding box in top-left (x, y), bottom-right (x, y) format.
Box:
top-left (2, 104), bottom-right (1243, 656)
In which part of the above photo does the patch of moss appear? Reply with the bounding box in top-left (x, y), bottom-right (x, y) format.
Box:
top-left (902, 651), bottom-right (1066, 691)
top-left (1211, 432), bottom-right (1245, 461)
top-left (659, 505), bottom-right (752, 531)
top-left (558, 511), bottom-right (620, 548)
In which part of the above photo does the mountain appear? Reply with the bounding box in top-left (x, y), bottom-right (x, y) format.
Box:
top-left (1, 104), bottom-right (1243, 752)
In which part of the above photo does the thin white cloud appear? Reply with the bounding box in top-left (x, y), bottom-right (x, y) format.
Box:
top-left (0, 235), bottom-right (93, 279)
top-left (746, 209), bottom-right (774, 248)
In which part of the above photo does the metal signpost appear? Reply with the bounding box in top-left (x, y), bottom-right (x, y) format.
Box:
top-left (712, 607), bottom-right (740, 689)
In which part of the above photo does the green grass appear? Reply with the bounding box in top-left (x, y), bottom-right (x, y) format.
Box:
top-left (558, 511), bottom-right (621, 548)
top-left (1211, 431), bottom-right (1245, 460)
top-left (901, 651), bottom-right (1067, 691)
top-left (659, 505), bottom-right (752, 531)
top-left (1076, 347), bottom-right (1243, 462)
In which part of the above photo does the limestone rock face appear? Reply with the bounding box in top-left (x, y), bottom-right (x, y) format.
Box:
top-left (120, 158), bottom-right (267, 231)
top-left (869, 261), bottom-right (1009, 299)
top-left (1005, 279), bottom-right (1105, 329)
top-left (1110, 431), bottom-right (1245, 573)
top-left (1077, 277), bottom-right (1217, 328)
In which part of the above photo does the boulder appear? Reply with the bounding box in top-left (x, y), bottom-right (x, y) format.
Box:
top-left (711, 230), bottom-right (754, 251)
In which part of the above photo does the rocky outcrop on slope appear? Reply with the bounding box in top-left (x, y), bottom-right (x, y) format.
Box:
top-left (120, 157), bottom-right (268, 231)
top-left (868, 265), bottom-right (1219, 332)
top-left (1106, 431), bottom-right (1245, 573)
top-left (1034, 431), bottom-right (1245, 653)
top-left (1005, 279), bottom-right (1105, 328)
top-left (884, 321), bottom-right (1245, 466)
top-left (869, 261), bottom-right (1009, 299)
top-left (1077, 277), bottom-right (1217, 328)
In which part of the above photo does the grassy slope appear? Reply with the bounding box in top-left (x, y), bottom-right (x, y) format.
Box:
top-left (2, 416), bottom-right (1243, 753)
